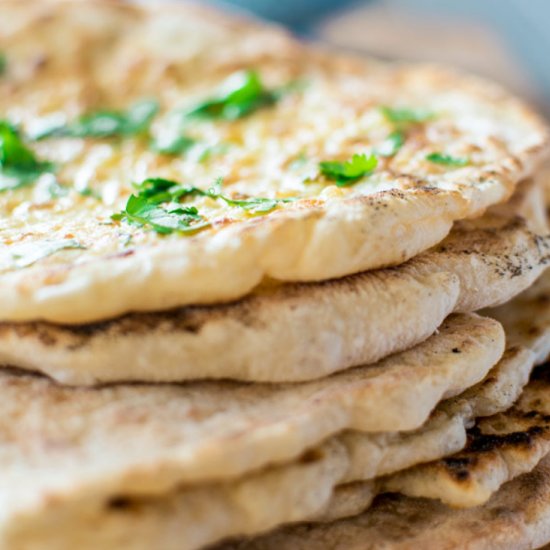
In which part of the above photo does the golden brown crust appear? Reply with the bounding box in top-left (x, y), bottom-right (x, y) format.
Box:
top-left (0, 0), bottom-right (548, 323)
top-left (0, 181), bottom-right (546, 384)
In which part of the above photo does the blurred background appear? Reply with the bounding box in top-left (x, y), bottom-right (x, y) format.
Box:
top-left (210, 0), bottom-right (550, 116)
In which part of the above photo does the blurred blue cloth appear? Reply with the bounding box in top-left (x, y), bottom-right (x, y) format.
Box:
top-left (212, 0), bottom-right (358, 29)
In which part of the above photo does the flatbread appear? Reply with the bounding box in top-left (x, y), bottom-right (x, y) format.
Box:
top-left (1, 284), bottom-right (549, 548)
top-left (220, 367), bottom-right (550, 550)
top-left (340, 346), bottom-right (534, 484)
top-left (228, 454), bottom-right (550, 550)
top-left (0, 0), bottom-right (548, 323)
top-left (486, 268), bottom-right (550, 364)
top-left (216, 278), bottom-right (550, 548)
top-left (383, 365), bottom-right (550, 507)
top-left (0, 313), bottom-right (502, 496)
top-left (1, 179), bottom-right (546, 384)
top-left (5, 277), bottom-right (546, 549)
top-left (0, 338), bottom-right (536, 550)
top-left (0, 328), bottom-right (520, 550)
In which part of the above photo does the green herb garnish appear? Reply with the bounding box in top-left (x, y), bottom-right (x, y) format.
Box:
top-left (0, 121), bottom-right (54, 191)
top-left (10, 239), bottom-right (85, 269)
top-left (150, 135), bottom-right (195, 156)
top-left (112, 195), bottom-right (209, 235)
top-left (35, 99), bottom-right (160, 140)
top-left (380, 106), bottom-right (434, 124)
top-left (217, 195), bottom-right (292, 214)
top-left (112, 175), bottom-right (296, 235)
top-left (376, 131), bottom-right (405, 157)
top-left (131, 178), bottom-right (203, 203)
top-left (186, 70), bottom-right (281, 121)
top-left (112, 178), bottom-right (209, 235)
top-left (0, 53), bottom-right (6, 76)
top-left (426, 152), bottom-right (469, 167)
top-left (205, 177), bottom-right (296, 213)
top-left (140, 176), bottom-right (294, 213)
top-left (319, 153), bottom-right (378, 187)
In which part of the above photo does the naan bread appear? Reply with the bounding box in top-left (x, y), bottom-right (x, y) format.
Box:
top-left (383, 365), bottom-right (550, 507)
top-left (340, 346), bottom-right (534, 484)
top-left (486, 268), bottom-right (550, 364)
top-left (229, 454), bottom-right (550, 550)
top-left (0, 337), bottom-right (536, 550)
top-left (1, 180), bottom-right (546, 384)
top-left (0, 314), bottom-right (502, 499)
top-left (218, 276), bottom-right (550, 548)
top-left (4, 277), bottom-right (550, 548)
top-left (0, 320), bottom-right (512, 550)
top-left (0, 0), bottom-right (548, 323)
top-left (6, 274), bottom-right (549, 548)
top-left (218, 367), bottom-right (550, 550)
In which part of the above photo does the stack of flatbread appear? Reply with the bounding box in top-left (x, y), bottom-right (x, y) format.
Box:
top-left (1, 1), bottom-right (550, 548)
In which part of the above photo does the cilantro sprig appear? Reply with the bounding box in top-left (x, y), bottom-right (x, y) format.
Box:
top-left (319, 153), bottom-right (378, 187)
top-left (186, 70), bottom-right (283, 121)
top-left (206, 178), bottom-right (296, 213)
top-left (0, 121), bottom-right (54, 191)
top-left (34, 99), bottom-right (160, 140)
top-left (426, 152), bottom-right (469, 167)
top-left (112, 177), bottom-right (296, 235)
top-left (112, 195), bottom-right (209, 235)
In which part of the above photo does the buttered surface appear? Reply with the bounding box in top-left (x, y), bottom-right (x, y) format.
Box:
top-left (0, 1), bottom-right (544, 274)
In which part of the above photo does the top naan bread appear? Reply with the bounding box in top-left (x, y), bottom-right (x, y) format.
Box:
top-left (0, 0), bottom-right (548, 323)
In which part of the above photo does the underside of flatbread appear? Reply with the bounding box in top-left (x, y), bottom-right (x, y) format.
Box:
top-left (0, 313), bottom-right (503, 509)
top-left (0, 330), bottom-right (542, 550)
top-left (485, 268), bottom-right (550, 364)
top-left (228, 454), bottom-right (550, 550)
top-left (0, 0), bottom-right (548, 324)
top-left (0, 331), bottom-right (516, 550)
top-left (0, 257), bottom-right (546, 549)
top-left (0, 180), bottom-right (546, 385)
top-left (382, 364), bottom-right (550, 507)
top-left (215, 278), bottom-right (550, 549)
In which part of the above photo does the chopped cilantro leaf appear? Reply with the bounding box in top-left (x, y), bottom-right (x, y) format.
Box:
top-left (35, 99), bottom-right (160, 140)
top-left (217, 195), bottom-right (294, 214)
top-left (376, 131), bottom-right (405, 158)
top-left (124, 100), bottom-right (160, 134)
top-left (0, 53), bottom-right (6, 76)
top-left (380, 106), bottom-right (433, 124)
top-left (319, 153), bottom-right (378, 187)
top-left (112, 175), bottom-right (296, 235)
top-left (0, 121), bottom-right (54, 191)
top-left (132, 178), bottom-right (206, 204)
top-left (426, 152), bottom-right (469, 167)
top-left (187, 70), bottom-right (280, 121)
top-left (112, 194), bottom-right (210, 235)
top-left (204, 177), bottom-right (294, 213)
